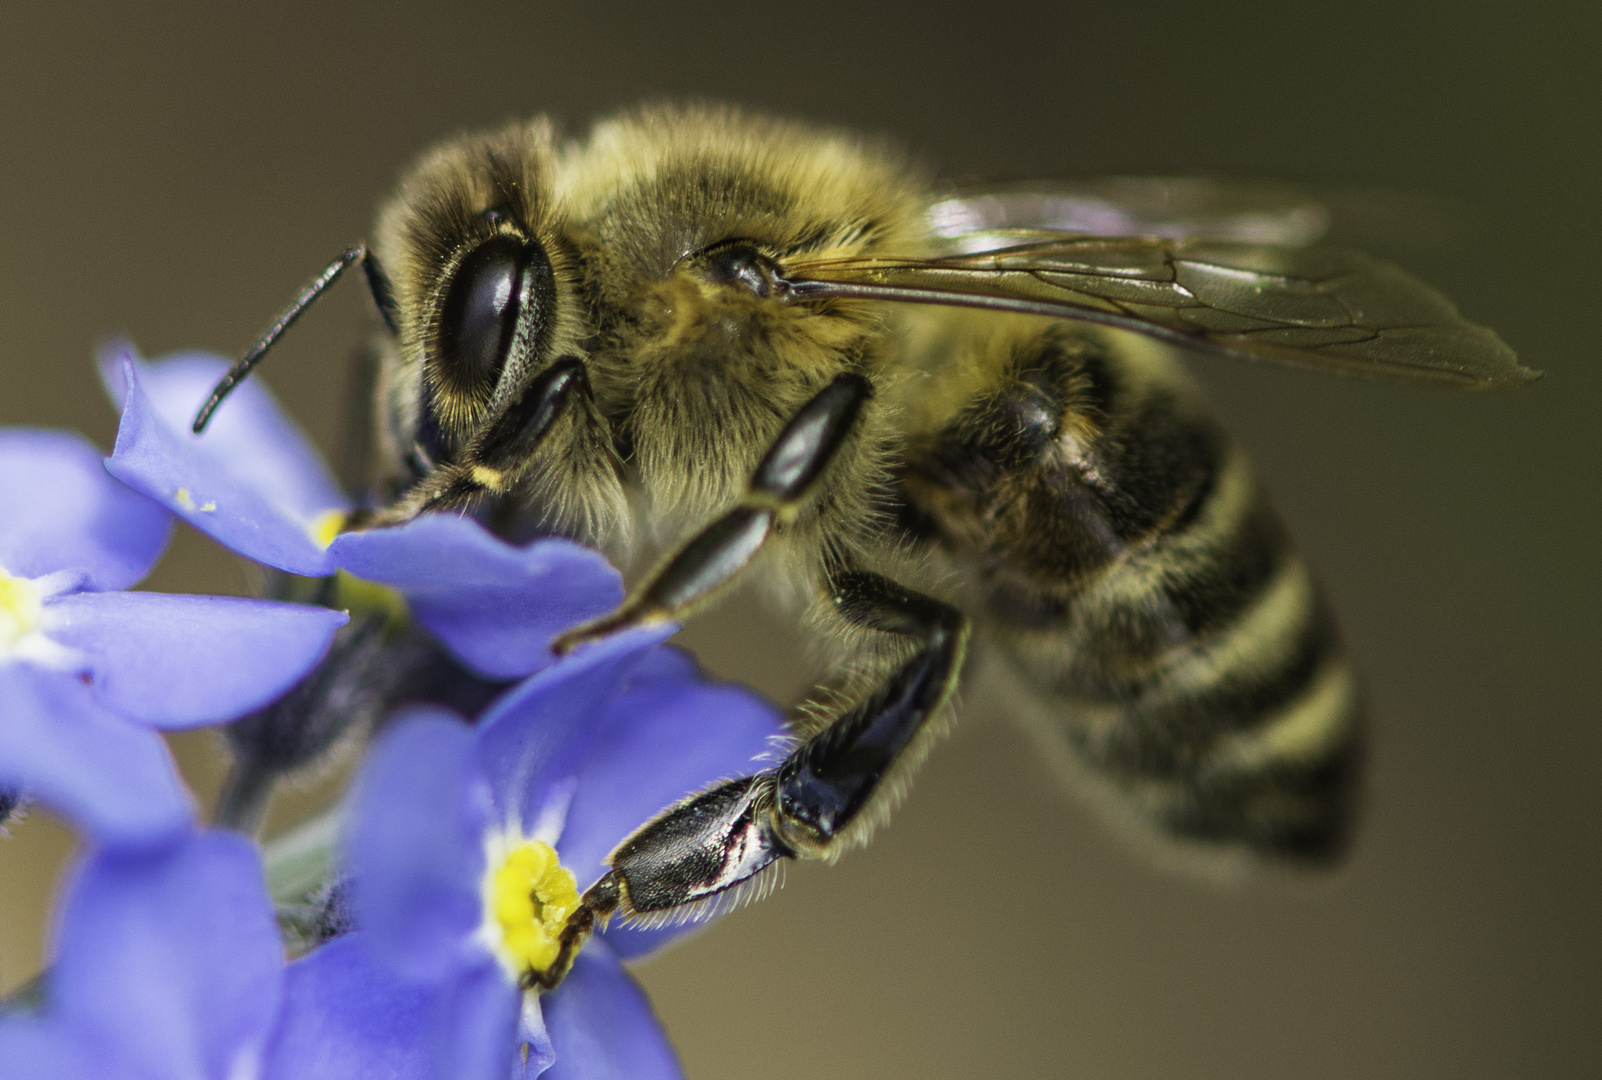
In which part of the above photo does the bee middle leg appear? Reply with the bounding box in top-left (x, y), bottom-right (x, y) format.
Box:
top-left (552, 370), bottom-right (872, 651)
top-left (532, 568), bottom-right (968, 991)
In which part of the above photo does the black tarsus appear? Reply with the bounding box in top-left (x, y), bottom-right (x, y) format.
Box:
top-left (630, 506), bottom-right (773, 614)
top-left (775, 571), bottom-right (967, 847)
top-left (375, 354), bottom-right (596, 522)
top-left (193, 243), bottom-right (398, 433)
top-left (473, 355), bottom-right (590, 471)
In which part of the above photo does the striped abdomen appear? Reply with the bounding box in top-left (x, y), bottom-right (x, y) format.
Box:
top-left (897, 324), bottom-right (1361, 862)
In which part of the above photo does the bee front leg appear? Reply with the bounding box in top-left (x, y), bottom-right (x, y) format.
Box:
top-left (537, 570), bottom-right (967, 985)
top-left (364, 355), bottom-right (595, 525)
top-left (552, 371), bottom-right (871, 652)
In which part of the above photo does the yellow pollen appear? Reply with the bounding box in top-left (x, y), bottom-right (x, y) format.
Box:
top-left (0, 569), bottom-right (44, 649)
top-left (174, 486), bottom-right (196, 511)
top-left (309, 509), bottom-right (348, 549)
top-left (487, 840), bottom-right (580, 976)
top-left (470, 465), bottom-right (505, 492)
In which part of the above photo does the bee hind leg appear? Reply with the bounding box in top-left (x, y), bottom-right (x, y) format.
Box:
top-left (534, 571), bottom-right (968, 991)
top-left (771, 570), bottom-right (970, 858)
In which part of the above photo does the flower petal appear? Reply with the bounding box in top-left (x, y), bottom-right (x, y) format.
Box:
top-left (48, 831), bottom-right (283, 1080)
top-left (104, 350), bottom-right (343, 575)
top-left (0, 428), bottom-right (171, 591)
top-left (426, 955), bottom-right (522, 1080)
top-left (43, 592), bottom-right (347, 727)
top-left (0, 1017), bottom-right (109, 1080)
top-left (474, 625), bottom-right (679, 833)
top-left (348, 708), bottom-right (492, 983)
top-left (263, 935), bottom-right (524, 1080)
top-left (557, 647), bottom-right (785, 959)
top-left (330, 515), bottom-right (624, 679)
top-left (0, 664), bottom-right (192, 845)
top-left (262, 934), bottom-right (435, 1080)
top-left (100, 343), bottom-right (347, 523)
top-left (541, 939), bottom-right (684, 1080)
top-left (515, 993), bottom-right (557, 1079)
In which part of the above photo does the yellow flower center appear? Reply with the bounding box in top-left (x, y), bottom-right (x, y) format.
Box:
top-left (0, 569), bottom-right (44, 651)
top-left (486, 840), bottom-right (581, 976)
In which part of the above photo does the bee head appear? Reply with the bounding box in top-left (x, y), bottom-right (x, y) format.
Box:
top-left (373, 121), bottom-right (585, 463)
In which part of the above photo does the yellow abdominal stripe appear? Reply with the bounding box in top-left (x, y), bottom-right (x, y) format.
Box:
top-left (490, 840), bottom-right (581, 975)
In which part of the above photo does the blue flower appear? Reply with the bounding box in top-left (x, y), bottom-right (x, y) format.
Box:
top-left (101, 343), bottom-right (620, 681)
top-left (89, 342), bottom-right (785, 1075)
top-left (0, 829), bottom-right (286, 1080)
top-left (0, 427), bottom-right (347, 846)
top-left (262, 627), bottom-right (787, 1080)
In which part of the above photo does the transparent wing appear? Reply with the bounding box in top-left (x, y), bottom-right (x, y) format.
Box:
top-left (927, 177), bottom-right (1333, 250)
top-left (780, 236), bottom-right (1536, 390)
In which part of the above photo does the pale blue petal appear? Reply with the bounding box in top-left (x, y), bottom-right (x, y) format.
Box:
top-left (542, 939), bottom-right (683, 1080)
top-left (348, 708), bottom-right (492, 983)
top-left (426, 955), bottom-right (521, 1080)
top-left (264, 936), bottom-right (523, 1080)
top-left (262, 934), bottom-right (433, 1080)
top-left (0, 428), bottom-right (170, 591)
top-left (104, 351), bottom-right (342, 575)
top-left (0, 664), bottom-right (192, 845)
top-left (49, 831), bottom-right (283, 1080)
top-left (99, 343), bottom-right (346, 522)
top-left (43, 591), bottom-right (346, 727)
top-left (0, 1017), bottom-right (114, 1080)
top-left (514, 993), bottom-right (557, 1080)
top-left (331, 515), bottom-right (623, 679)
top-left (473, 625), bottom-right (678, 832)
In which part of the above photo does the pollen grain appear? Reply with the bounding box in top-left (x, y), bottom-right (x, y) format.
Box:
top-left (488, 840), bottom-right (581, 976)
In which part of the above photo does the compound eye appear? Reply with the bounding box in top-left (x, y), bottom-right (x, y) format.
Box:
top-left (436, 233), bottom-right (550, 407)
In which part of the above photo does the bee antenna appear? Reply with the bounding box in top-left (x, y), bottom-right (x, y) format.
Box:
top-left (192, 243), bottom-right (398, 433)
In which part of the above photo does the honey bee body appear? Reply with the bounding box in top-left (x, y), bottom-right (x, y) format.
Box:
top-left (200, 104), bottom-right (1530, 982)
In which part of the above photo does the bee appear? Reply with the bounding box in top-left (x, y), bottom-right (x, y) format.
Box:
top-left (194, 104), bottom-right (1534, 987)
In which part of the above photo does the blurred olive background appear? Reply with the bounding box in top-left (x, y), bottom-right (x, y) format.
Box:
top-left (2, 2), bottom-right (1597, 1078)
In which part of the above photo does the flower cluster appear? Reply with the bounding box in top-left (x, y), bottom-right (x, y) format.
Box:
top-left (0, 347), bottom-right (787, 1079)
top-left (0, 423), bottom-right (345, 845)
